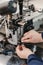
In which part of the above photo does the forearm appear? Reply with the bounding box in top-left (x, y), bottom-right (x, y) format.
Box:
top-left (27, 54), bottom-right (43, 65)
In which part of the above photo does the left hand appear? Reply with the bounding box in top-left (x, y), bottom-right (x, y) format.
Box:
top-left (21, 30), bottom-right (43, 43)
top-left (16, 45), bottom-right (34, 59)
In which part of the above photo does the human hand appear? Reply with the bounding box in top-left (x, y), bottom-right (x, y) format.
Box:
top-left (16, 45), bottom-right (33, 59)
top-left (21, 30), bottom-right (43, 43)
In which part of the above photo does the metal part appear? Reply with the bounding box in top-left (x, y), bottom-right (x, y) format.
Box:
top-left (18, 0), bottom-right (23, 19)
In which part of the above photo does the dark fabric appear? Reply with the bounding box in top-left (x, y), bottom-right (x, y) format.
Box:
top-left (41, 32), bottom-right (43, 39)
top-left (27, 54), bottom-right (43, 65)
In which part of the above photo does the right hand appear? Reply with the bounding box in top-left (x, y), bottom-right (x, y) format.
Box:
top-left (16, 45), bottom-right (33, 59)
top-left (21, 30), bottom-right (43, 43)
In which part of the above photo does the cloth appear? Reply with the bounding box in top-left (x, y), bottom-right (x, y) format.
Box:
top-left (27, 54), bottom-right (43, 65)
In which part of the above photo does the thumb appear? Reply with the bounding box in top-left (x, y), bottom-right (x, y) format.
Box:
top-left (22, 45), bottom-right (26, 49)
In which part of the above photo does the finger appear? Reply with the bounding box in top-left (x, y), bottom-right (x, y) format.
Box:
top-left (16, 45), bottom-right (19, 49)
top-left (24, 32), bottom-right (29, 36)
top-left (16, 45), bottom-right (23, 51)
top-left (21, 35), bottom-right (31, 42)
top-left (16, 45), bottom-right (19, 51)
top-left (16, 46), bottom-right (20, 54)
top-left (22, 44), bottom-right (25, 47)
top-left (22, 45), bottom-right (26, 48)
top-left (18, 45), bottom-right (25, 50)
top-left (21, 35), bottom-right (29, 40)
top-left (21, 39), bottom-right (32, 43)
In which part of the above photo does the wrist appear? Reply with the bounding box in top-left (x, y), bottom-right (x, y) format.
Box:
top-left (26, 52), bottom-right (34, 59)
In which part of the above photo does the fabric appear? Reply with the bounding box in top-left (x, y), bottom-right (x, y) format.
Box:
top-left (27, 54), bottom-right (43, 65)
top-left (41, 32), bottom-right (43, 39)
